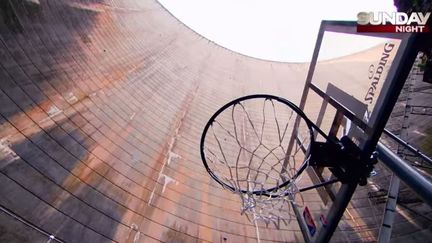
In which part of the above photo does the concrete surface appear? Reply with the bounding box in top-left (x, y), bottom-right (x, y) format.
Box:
top-left (0, 0), bottom-right (431, 242)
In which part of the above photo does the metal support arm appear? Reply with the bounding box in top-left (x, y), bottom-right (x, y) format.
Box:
top-left (376, 142), bottom-right (432, 207)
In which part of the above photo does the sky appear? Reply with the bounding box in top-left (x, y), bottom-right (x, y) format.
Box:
top-left (158, 0), bottom-right (396, 62)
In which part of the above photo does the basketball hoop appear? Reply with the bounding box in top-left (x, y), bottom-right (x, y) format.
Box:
top-left (200, 94), bottom-right (315, 227)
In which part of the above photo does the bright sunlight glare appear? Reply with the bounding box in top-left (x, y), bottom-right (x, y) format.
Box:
top-left (158, 0), bottom-right (397, 62)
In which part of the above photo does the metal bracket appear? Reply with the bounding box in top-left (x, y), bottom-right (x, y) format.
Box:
top-left (309, 136), bottom-right (378, 186)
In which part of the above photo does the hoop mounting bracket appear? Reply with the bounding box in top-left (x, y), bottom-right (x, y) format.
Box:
top-left (309, 136), bottom-right (378, 186)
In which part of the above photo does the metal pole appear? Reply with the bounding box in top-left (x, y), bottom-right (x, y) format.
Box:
top-left (377, 175), bottom-right (400, 242)
top-left (377, 142), bottom-right (432, 207)
top-left (314, 182), bottom-right (358, 243)
top-left (383, 129), bottom-right (432, 165)
top-left (291, 201), bottom-right (312, 243)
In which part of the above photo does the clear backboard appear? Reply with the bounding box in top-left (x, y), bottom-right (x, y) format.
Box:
top-left (293, 20), bottom-right (419, 242)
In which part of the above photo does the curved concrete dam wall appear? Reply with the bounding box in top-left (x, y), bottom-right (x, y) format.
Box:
top-left (0, 0), bottom-right (430, 242)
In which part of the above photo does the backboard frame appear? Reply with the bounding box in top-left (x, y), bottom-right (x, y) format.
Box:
top-left (296, 20), bottom-right (420, 242)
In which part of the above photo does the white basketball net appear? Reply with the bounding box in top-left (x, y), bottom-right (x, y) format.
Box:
top-left (203, 98), bottom-right (312, 228)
